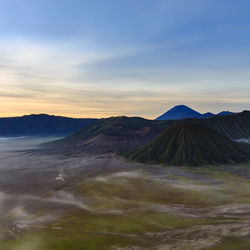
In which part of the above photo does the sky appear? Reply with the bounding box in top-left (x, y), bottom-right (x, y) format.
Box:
top-left (0, 0), bottom-right (249, 118)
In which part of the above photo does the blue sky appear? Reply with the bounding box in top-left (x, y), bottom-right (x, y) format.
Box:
top-left (0, 0), bottom-right (249, 118)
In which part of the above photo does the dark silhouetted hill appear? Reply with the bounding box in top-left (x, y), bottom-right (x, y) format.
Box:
top-left (217, 111), bottom-right (233, 116)
top-left (201, 112), bottom-right (215, 118)
top-left (0, 114), bottom-right (98, 136)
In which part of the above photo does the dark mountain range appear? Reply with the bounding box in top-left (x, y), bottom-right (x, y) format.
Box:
top-left (0, 114), bottom-right (98, 136)
top-left (127, 123), bottom-right (250, 166)
top-left (45, 110), bottom-right (250, 156)
top-left (156, 105), bottom-right (233, 120)
top-left (186, 110), bottom-right (250, 140)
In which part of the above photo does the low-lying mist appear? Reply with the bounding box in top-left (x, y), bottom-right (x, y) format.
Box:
top-left (1, 136), bottom-right (250, 250)
top-left (0, 189), bottom-right (92, 238)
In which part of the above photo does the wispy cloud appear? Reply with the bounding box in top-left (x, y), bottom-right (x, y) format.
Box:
top-left (0, 0), bottom-right (249, 117)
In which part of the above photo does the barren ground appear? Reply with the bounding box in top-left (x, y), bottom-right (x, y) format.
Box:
top-left (0, 137), bottom-right (250, 249)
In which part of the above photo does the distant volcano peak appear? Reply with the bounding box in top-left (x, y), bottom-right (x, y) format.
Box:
top-left (156, 105), bottom-right (233, 120)
top-left (156, 105), bottom-right (201, 120)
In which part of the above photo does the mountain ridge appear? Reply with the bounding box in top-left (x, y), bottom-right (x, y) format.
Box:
top-left (0, 114), bottom-right (98, 136)
top-left (156, 105), bottom-right (233, 120)
top-left (44, 110), bottom-right (250, 156)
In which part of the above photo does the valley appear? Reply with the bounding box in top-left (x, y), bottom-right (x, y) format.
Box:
top-left (0, 137), bottom-right (250, 250)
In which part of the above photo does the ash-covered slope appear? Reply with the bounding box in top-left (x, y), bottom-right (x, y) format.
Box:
top-left (127, 123), bottom-right (250, 166)
top-left (46, 116), bottom-right (175, 154)
top-left (44, 111), bottom-right (250, 156)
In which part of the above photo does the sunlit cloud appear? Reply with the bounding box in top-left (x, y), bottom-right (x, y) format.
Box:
top-left (0, 38), bottom-right (249, 118)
